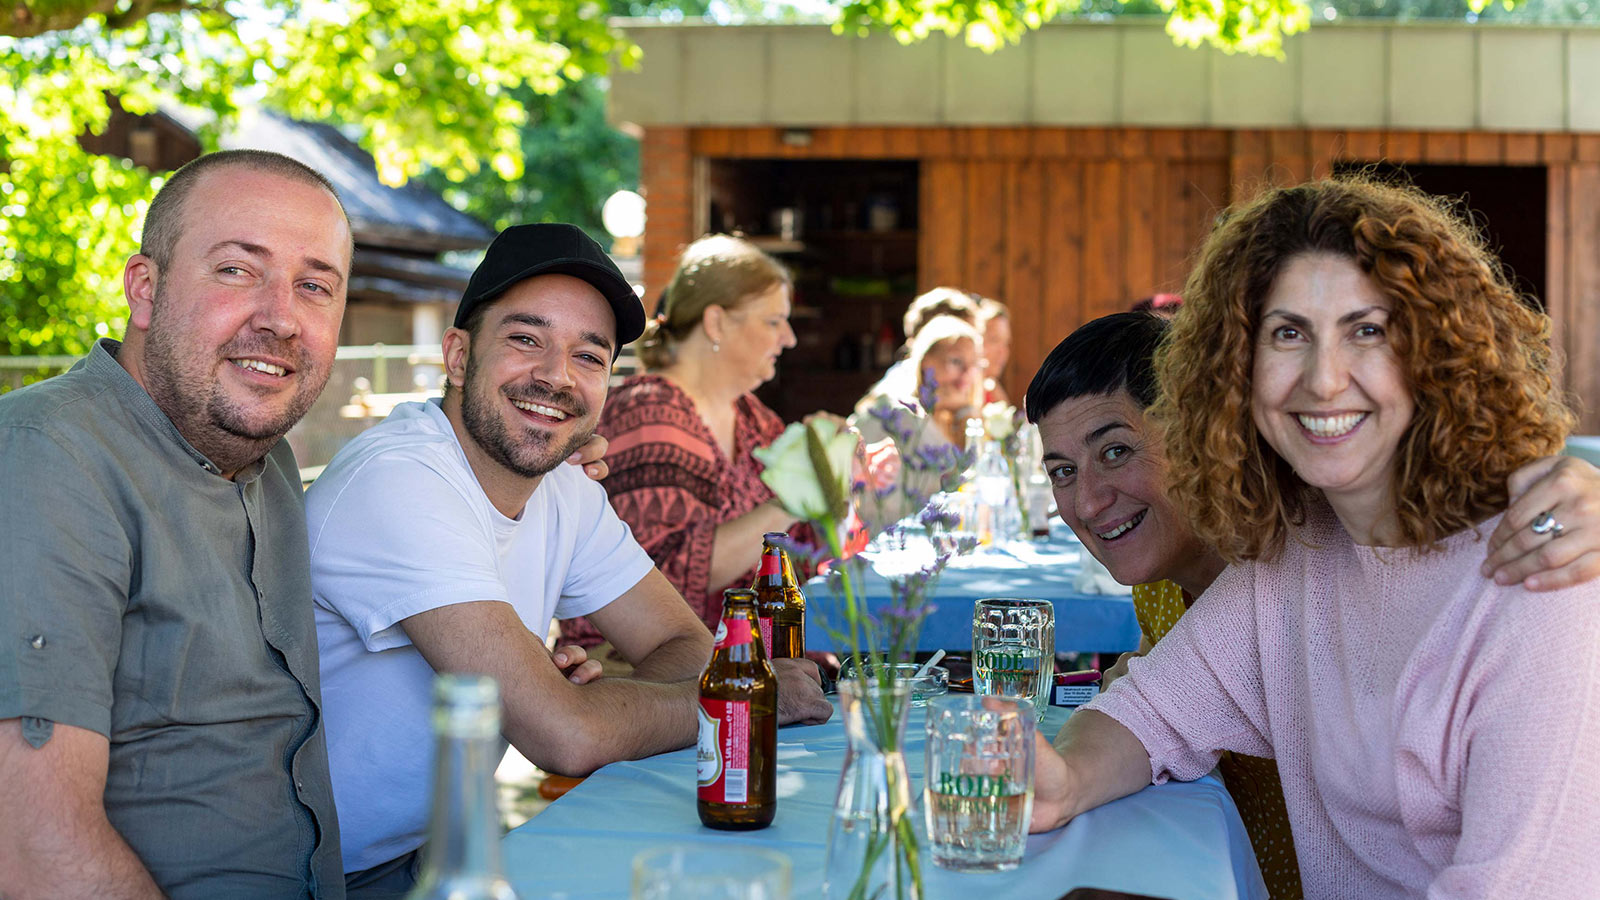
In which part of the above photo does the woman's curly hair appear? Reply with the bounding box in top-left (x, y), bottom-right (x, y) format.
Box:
top-left (1152, 176), bottom-right (1573, 563)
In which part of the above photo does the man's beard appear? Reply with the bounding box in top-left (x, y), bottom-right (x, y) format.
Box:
top-left (459, 351), bottom-right (593, 479)
top-left (140, 285), bottom-right (329, 459)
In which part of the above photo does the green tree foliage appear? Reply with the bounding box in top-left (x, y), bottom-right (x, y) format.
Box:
top-left (830, 0), bottom-right (1567, 57)
top-left (420, 77), bottom-right (639, 245)
top-left (5, 0), bottom-right (1585, 360)
top-left (1, 1), bottom-right (632, 357)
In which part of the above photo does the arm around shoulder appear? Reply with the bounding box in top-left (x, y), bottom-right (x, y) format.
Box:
top-left (0, 719), bottom-right (163, 899)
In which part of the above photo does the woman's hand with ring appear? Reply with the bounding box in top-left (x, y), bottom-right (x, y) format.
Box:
top-left (1484, 455), bottom-right (1600, 590)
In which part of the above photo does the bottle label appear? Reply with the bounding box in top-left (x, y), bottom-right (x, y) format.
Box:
top-left (714, 617), bottom-right (753, 650)
top-left (757, 553), bottom-right (781, 578)
top-left (758, 616), bottom-right (774, 657)
top-left (697, 698), bottom-right (750, 803)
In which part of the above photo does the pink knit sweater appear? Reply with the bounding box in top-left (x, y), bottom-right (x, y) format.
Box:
top-left (1087, 504), bottom-right (1600, 899)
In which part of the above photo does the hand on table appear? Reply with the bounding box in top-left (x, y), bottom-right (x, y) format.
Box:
top-left (859, 437), bottom-right (900, 495)
top-left (1483, 455), bottom-right (1600, 590)
top-left (551, 644), bottom-right (604, 684)
top-left (772, 657), bottom-right (834, 725)
top-left (1101, 634), bottom-right (1152, 691)
top-left (566, 433), bottom-right (609, 482)
top-left (1100, 651), bottom-right (1140, 691)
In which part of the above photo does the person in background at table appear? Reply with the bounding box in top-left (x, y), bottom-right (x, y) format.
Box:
top-left (307, 225), bottom-right (833, 898)
top-left (561, 235), bottom-right (893, 656)
top-left (864, 285), bottom-right (983, 408)
top-left (978, 296), bottom-right (1012, 405)
top-left (0, 150), bottom-right (353, 898)
top-left (1029, 178), bottom-right (1600, 898)
top-left (853, 314), bottom-right (985, 522)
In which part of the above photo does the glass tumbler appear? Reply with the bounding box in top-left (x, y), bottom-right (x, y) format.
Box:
top-left (923, 695), bottom-right (1037, 872)
top-left (971, 598), bottom-right (1055, 713)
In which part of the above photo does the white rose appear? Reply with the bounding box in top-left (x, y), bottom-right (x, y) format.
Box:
top-left (754, 418), bottom-right (856, 523)
top-left (982, 402), bottom-right (1017, 441)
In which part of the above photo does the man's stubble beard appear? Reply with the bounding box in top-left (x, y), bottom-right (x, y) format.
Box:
top-left (140, 279), bottom-right (330, 467)
top-left (458, 349), bottom-right (593, 480)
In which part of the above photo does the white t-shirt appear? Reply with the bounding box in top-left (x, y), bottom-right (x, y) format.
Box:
top-left (306, 399), bottom-right (654, 873)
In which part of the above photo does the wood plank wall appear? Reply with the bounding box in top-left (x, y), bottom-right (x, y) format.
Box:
top-left (642, 126), bottom-right (1600, 429)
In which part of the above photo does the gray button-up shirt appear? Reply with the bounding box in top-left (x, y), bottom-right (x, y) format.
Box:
top-left (0, 340), bottom-right (343, 898)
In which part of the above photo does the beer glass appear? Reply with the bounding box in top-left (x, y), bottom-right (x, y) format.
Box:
top-left (631, 845), bottom-right (791, 900)
top-left (971, 598), bottom-right (1055, 713)
top-left (923, 695), bottom-right (1036, 872)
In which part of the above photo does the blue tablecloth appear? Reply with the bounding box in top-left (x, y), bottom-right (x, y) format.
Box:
top-left (503, 703), bottom-right (1268, 900)
top-left (803, 529), bottom-right (1142, 655)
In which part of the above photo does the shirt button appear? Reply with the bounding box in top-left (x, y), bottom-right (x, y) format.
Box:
top-left (29, 635), bottom-right (45, 649)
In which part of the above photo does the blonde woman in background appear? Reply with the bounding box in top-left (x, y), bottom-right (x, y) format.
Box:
top-left (852, 314), bottom-right (984, 524)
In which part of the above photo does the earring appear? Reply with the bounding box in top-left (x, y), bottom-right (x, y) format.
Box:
top-left (712, 341), bottom-right (721, 353)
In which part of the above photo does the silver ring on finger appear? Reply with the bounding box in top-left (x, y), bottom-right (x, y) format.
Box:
top-left (1530, 510), bottom-right (1565, 538)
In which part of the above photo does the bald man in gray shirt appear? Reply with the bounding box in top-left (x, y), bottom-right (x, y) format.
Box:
top-left (0, 150), bottom-right (354, 899)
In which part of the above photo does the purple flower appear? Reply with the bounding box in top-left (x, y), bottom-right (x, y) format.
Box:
top-left (918, 368), bottom-right (939, 413)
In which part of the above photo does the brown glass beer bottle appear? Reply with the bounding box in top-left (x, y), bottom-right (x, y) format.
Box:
top-left (697, 588), bottom-right (778, 830)
top-left (752, 533), bottom-right (806, 659)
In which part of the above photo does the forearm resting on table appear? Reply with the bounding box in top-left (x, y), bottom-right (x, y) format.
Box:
top-left (0, 719), bottom-right (164, 900)
top-left (708, 500), bottom-right (796, 589)
top-left (404, 601), bottom-right (702, 778)
top-left (1032, 709), bottom-right (1155, 833)
top-left (505, 677), bottom-right (701, 777)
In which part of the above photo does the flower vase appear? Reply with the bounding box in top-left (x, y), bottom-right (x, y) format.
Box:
top-left (824, 679), bottom-right (922, 900)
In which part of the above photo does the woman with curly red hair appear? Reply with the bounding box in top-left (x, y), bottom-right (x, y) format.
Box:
top-left (1030, 178), bottom-right (1600, 898)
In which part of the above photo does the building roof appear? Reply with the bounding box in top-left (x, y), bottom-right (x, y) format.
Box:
top-left (609, 19), bottom-right (1600, 133)
top-left (221, 109), bottom-right (495, 253)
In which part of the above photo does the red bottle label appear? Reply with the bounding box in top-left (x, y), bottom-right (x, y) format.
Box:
top-left (713, 617), bottom-right (754, 650)
top-left (758, 553), bottom-right (781, 577)
top-left (697, 698), bottom-right (750, 803)
top-left (759, 616), bottom-right (774, 657)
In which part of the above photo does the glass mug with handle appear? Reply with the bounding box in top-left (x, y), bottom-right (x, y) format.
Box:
top-left (924, 694), bottom-right (1037, 872)
top-left (971, 598), bottom-right (1055, 714)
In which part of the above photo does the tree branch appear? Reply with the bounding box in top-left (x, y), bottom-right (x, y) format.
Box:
top-left (5, 0), bottom-right (197, 38)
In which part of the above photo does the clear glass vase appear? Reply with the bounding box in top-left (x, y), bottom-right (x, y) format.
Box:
top-left (823, 678), bottom-right (923, 900)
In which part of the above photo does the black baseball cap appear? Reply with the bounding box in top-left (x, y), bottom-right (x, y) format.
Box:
top-left (453, 223), bottom-right (646, 348)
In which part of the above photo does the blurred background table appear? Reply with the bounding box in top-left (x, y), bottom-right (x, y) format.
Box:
top-left (803, 526), bottom-right (1142, 656)
top-left (502, 703), bottom-right (1268, 899)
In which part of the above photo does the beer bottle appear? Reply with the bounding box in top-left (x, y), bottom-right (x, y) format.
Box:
top-left (752, 533), bottom-right (806, 659)
top-left (697, 587), bottom-right (778, 830)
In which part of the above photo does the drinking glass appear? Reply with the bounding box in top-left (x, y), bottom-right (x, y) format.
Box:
top-left (631, 845), bottom-right (791, 900)
top-left (971, 598), bottom-right (1055, 713)
top-left (923, 695), bottom-right (1037, 872)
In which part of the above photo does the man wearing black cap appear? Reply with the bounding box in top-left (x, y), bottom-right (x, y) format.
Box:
top-left (305, 224), bottom-right (833, 896)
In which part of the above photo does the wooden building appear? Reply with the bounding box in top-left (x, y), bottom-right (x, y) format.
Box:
top-left (611, 20), bottom-right (1600, 429)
